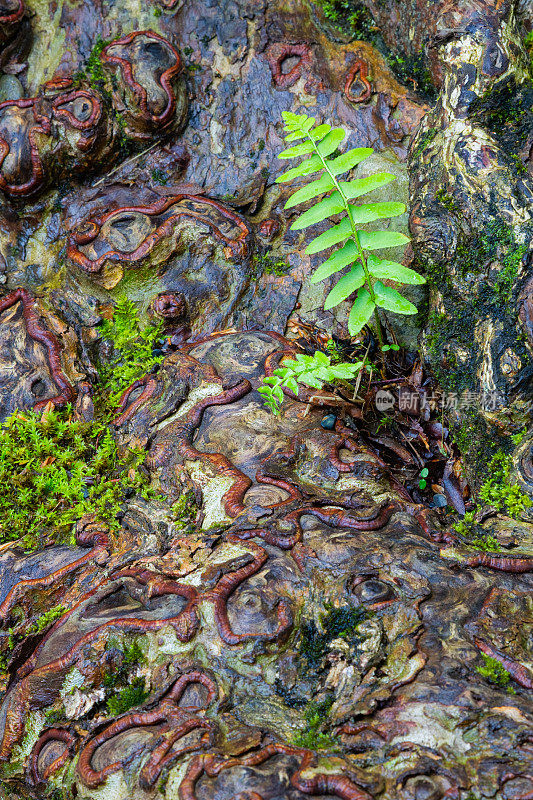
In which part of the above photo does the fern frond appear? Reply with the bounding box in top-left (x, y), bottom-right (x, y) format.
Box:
top-left (277, 110), bottom-right (425, 339)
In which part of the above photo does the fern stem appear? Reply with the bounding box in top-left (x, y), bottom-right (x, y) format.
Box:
top-left (306, 130), bottom-right (385, 348)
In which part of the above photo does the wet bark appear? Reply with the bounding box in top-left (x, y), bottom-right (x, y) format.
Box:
top-left (0, 1), bottom-right (531, 799)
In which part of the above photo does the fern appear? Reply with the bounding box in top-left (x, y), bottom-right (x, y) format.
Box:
top-left (277, 111), bottom-right (425, 342)
top-left (258, 351), bottom-right (365, 416)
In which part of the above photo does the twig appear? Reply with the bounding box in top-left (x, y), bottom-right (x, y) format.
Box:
top-left (92, 141), bottom-right (162, 188)
top-left (353, 344), bottom-right (371, 401)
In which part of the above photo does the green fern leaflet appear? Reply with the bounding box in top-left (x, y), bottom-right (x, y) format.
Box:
top-left (277, 111), bottom-right (425, 339)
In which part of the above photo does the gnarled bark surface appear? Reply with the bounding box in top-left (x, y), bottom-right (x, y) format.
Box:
top-left (0, 1), bottom-right (531, 799)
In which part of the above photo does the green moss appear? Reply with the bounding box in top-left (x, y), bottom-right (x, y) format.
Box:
top-left (151, 167), bottom-right (169, 185)
top-left (453, 512), bottom-right (501, 550)
top-left (104, 639), bottom-right (143, 686)
top-left (0, 407), bottom-right (154, 551)
top-left (313, 1), bottom-right (435, 99)
top-left (293, 695), bottom-right (339, 750)
top-left (471, 77), bottom-right (533, 138)
top-left (478, 451), bottom-right (532, 518)
top-left (387, 50), bottom-right (436, 101)
top-left (0, 605), bottom-right (66, 672)
top-left (475, 654), bottom-right (516, 692)
top-left (454, 221), bottom-right (525, 289)
top-left (326, 338), bottom-right (345, 363)
top-left (153, 5), bottom-right (162, 16)
top-left (98, 298), bottom-right (165, 409)
top-left (86, 36), bottom-right (109, 86)
top-left (103, 639), bottom-right (148, 715)
top-left (436, 187), bottom-right (459, 214)
top-left (453, 449), bottom-right (532, 542)
top-left (313, 0), bottom-right (378, 41)
top-left (422, 219), bottom-right (528, 484)
top-left (411, 127), bottom-right (437, 160)
top-left (469, 534), bottom-right (501, 551)
top-left (508, 152), bottom-right (528, 176)
top-left (172, 491), bottom-right (197, 526)
top-left (299, 605), bottom-right (368, 674)
top-left (252, 252), bottom-right (289, 277)
top-left (106, 678), bottom-right (149, 716)
top-left (73, 36), bottom-right (110, 92)
top-left (511, 428), bottom-right (527, 446)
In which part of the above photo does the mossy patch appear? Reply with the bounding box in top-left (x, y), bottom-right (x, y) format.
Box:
top-left (98, 297), bottom-right (165, 409)
top-left (411, 127), bottom-right (438, 160)
top-left (72, 36), bottom-right (137, 160)
top-left (252, 252), bottom-right (289, 278)
top-left (0, 406), bottom-right (155, 551)
top-left (103, 639), bottom-right (149, 715)
top-left (151, 167), bottom-right (169, 185)
top-left (387, 49), bottom-right (436, 102)
top-left (421, 219), bottom-right (530, 483)
top-left (313, 0), bottom-right (379, 42)
top-left (293, 695), bottom-right (339, 749)
top-left (452, 511), bottom-right (501, 550)
top-left (312, 0), bottom-right (436, 100)
top-left (470, 76), bottom-right (533, 156)
top-left (172, 491), bottom-right (198, 528)
top-left (478, 451), bottom-right (532, 517)
top-left (475, 654), bottom-right (516, 692)
top-left (0, 604), bottom-right (66, 673)
top-left (299, 605), bottom-right (369, 675)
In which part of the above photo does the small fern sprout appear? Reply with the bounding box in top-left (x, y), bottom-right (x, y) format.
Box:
top-left (257, 351), bottom-right (365, 416)
top-left (276, 111), bottom-right (426, 344)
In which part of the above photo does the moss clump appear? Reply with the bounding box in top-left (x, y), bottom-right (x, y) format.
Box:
top-left (314, 0), bottom-right (435, 100)
top-left (86, 36), bottom-right (109, 86)
top-left (99, 298), bottom-right (165, 408)
top-left (314, 0), bottom-right (379, 41)
top-left (0, 407), bottom-right (154, 550)
top-left (475, 654), bottom-right (515, 692)
top-left (151, 167), bottom-right (169, 185)
top-left (0, 605), bottom-right (66, 672)
top-left (422, 218), bottom-right (529, 485)
top-left (292, 606), bottom-right (368, 750)
top-left (103, 640), bottom-right (148, 715)
top-left (436, 187), bottom-right (459, 214)
top-left (252, 252), bottom-right (289, 277)
top-left (387, 50), bottom-right (436, 101)
top-left (453, 221), bottom-right (526, 304)
top-left (411, 127), bottom-right (438, 160)
top-left (10, 605), bottom-right (65, 645)
top-left (293, 695), bottom-right (338, 749)
top-left (172, 491), bottom-right (198, 526)
top-left (423, 221), bottom-right (525, 305)
top-left (73, 36), bottom-right (110, 91)
top-left (104, 639), bottom-right (143, 684)
top-left (478, 451), bottom-right (532, 518)
top-left (300, 605), bottom-right (368, 674)
top-left (106, 679), bottom-right (148, 716)
top-left (453, 512), bottom-right (501, 550)
top-left (456, 220), bottom-right (523, 280)
top-left (73, 37), bottom-right (137, 159)
top-left (471, 77), bottom-right (533, 151)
